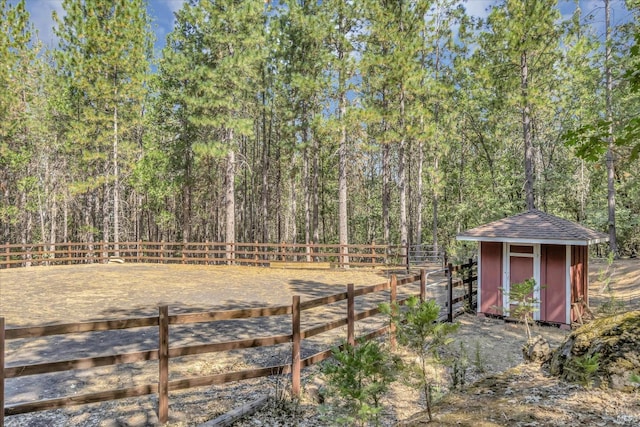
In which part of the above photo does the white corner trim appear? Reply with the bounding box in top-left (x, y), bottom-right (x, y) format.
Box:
top-left (566, 245), bottom-right (571, 325)
top-left (477, 243), bottom-right (482, 313)
top-left (503, 242), bottom-right (509, 316)
top-left (533, 244), bottom-right (541, 321)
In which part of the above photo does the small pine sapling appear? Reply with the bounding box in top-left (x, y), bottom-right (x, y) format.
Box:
top-left (320, 338), bottom-right (398, 426)
top-left (381, 297), bottom-right (459, 421)
top-left (501, 278), bottom-right (539, 341)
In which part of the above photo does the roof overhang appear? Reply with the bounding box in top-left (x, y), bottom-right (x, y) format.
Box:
top-left (456, 235), bottom-right (609, 246)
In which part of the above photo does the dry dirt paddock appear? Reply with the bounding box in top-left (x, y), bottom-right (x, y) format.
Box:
top-left (0, 263), bottom-right (395, 327)
top-left (0, 263), bottom-right (426, 426)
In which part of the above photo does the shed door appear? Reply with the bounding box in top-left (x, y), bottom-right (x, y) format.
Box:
top-left (503, 244), bottom-right (540, 320)
top-left (539, 245), bottom-right (567, 324)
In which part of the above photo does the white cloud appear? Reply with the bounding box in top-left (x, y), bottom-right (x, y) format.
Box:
top-left (461, 0), bottom-right (495, 20)
top-left (22, 0), bottom-right (64, 48)
top-left (158, 0), bottom-right (186, 15)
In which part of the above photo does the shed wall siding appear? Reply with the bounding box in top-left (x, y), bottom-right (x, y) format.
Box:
top-left (571, 245), bottom-right (588, 322)
top-left (480, 241), bottom-right (502, 315)
top-left (540, 244), bottom-right (567, 324)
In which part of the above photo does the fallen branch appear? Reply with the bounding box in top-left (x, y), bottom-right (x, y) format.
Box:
top-left (197, 394), bottom-right (269, 427)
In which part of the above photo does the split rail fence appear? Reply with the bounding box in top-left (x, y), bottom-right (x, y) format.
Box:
top-left (0, 260), bottom-right (476, 426)
top-left (0, 241), bottom-right (445, 270)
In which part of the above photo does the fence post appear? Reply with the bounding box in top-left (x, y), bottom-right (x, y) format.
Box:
top-left (254, 241), bottom-right (259, 264)
top-left (291, 296), bottom-right (301, 398)
top-left (370, 241), bottom-right (376, 267)
top-left (390, 275), bottom-right (397, 351)
top-left (447, 263), bottom-right (454, 322)
top-left (1, 317), bottom-right (5, 427)
top-left (158, 305), bottom-right (169, 424)
top-left (467, 258), bottom-right (474, 312)
top-left (405, 243), bottom-right (410, 273)
top-left (420, 269), bottom-right (427, 303)
top-left (347, 284), bottom-right (355, 347)
top-left (4, 244), bottom-right (9, 269)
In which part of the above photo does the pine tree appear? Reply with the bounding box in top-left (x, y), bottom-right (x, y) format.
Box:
top-left (0, 0), bottom-right (44, 246)
top-left (156, 0), bottom-right (266, 254)
top-left (53, 0), bottom-right (153, 249)
top-left (472, 0), bottom-right (562, 212)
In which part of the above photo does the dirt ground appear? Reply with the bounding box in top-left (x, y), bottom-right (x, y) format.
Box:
top-left (0, 259), bottom-right (638, 426)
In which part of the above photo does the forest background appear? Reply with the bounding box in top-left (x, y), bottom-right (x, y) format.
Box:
top-left (1, 0), bottom-right (639, 262)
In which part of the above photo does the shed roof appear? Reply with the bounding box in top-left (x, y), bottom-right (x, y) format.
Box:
top-left (456, 210), bottom-right (609, 246)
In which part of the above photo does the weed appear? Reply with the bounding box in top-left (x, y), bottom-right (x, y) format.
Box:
top-left (473, 340), bottom-right (486, 373)
top-left (450, 342), bottom-right (469, 390)
top-left (564, 353), bottom-right (600, 387)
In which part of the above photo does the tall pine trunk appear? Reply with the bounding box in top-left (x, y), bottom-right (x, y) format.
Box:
top-left (605, 0), bottom-right (617, 255)
top-left (522, 51), bottom-right (535, 210)
top-left (225, 131), bottom-right (236, 263)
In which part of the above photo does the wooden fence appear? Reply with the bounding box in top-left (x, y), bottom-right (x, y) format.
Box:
top-left (0, 241), bottom-right (445, 270)
top-left (0, 261), bottom-right (476, 426)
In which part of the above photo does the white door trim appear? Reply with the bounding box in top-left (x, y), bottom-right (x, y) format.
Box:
top-left (503, 243), bottom-right (541, 319)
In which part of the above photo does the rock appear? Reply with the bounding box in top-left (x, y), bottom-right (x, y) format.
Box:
top-left (522, 335), bottom-right (551, 363)
top-left (548, 311), bottom-right (640, 391)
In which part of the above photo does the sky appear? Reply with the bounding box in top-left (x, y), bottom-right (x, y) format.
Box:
top-left (15, 0), bottom-right (636, 57)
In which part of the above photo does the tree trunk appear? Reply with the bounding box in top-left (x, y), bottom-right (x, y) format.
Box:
top-left (312, 126), bottom-right (320, 245)
top-left (261, 117), bottom-right (270, 243)
top-left (521, 51), bottom-right (535, 210)
top-left (339, 91), bottom-right (349, 267)
top-left (399, 89), bottom-right (408, 258)
top-left (225, 132), bottom-right (236, 263)
top-left (382, 141), bottom-right (391, 245)
top-left (183, 145), bottom-right (192, 242)
top-left (605, 0), bottom-right (617, 256)
top-left (113, 103), bottom-right (120, 256)
top-left (303, 117), bottom-right (311, 260)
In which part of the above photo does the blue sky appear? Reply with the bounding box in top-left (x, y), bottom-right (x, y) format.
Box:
top-left (18, 0), bottom-right (635, 56)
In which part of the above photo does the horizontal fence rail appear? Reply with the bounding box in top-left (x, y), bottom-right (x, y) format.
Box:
top-left (0, 241), bottom-right (445, 270)
top-left (1, 262), bottom-right (475, 426)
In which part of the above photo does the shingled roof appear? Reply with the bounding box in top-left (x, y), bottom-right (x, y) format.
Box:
top-left (456, 210), bottom-right (609, 246)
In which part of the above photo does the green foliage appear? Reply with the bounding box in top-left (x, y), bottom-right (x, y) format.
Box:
top-left (382, 297), bottom-right (459, 421)
top-left (450, 342), bottom-right (469, 391)
top-left (598, 252), bottom-right (626, 315)
top-left (564, 353), bottom-right (600, 388)
top-left (473, 340), bottom-right (487, 374)
top-left (320, 339), bottom-right (398, 426)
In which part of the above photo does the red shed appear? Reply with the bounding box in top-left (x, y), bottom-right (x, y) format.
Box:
top-left (456, 210), bottom-right (608, 327)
